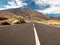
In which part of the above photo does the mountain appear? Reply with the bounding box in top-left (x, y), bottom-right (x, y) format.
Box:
top-left (0, 10), bottom-right (18, 20)
top-left (50, 17), bottom-right (60, 20)
top-left (46, 14), bottom-right (60, 17)
top-left (0, 7), bottom-right (50, 20)
top-left (54, 17), bottom-right (60, 20)
top-left (46, 14), bottom-right (60, 20)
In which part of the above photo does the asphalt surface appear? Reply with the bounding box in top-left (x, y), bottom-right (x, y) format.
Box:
top-left (0, 23), bottom-right (35, 45)
top-left (35, 23), bottom-right (60, 45)
top-left (0, 22), bottom-right (60, 45)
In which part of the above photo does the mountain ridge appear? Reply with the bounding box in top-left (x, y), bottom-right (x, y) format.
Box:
top-left (0, 7), bottom-right (51, 20)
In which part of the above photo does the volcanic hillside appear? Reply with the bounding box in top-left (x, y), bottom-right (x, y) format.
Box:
top-left (0, 7), bottom-right (51, 20)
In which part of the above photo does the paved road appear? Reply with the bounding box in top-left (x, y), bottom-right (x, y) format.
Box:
top-left (0, 23), bottom-right (60, 45)
top-left (0, 23), bottom-right (35, 45)
top-left (35, 23), bottom-right (60, 45)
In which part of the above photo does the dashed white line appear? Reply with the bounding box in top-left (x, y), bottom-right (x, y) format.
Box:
top-left (33, 23), bottom-right (35, 27)
top-left (33, 24), bottom-right (41, 45)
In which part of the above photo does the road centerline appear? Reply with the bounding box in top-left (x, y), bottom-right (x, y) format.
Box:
top-left (33, 24), bottom-right (41, 45)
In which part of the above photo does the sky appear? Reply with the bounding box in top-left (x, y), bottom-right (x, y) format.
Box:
top-left (39, 0), bottom-right (60, 14)
top-left (0, 0), bottom-right (60, 14)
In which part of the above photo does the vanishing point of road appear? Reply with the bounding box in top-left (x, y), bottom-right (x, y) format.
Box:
top-left (0, 22), bottom-right (60, 45)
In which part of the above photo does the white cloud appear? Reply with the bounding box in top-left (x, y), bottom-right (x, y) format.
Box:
top-left (0, 0), bottom-right (27, 10)
top-left (34, 0), bottom-right (49, 5)
top-left (0, 0), bottom-right (60, 14)
top-left (46, 0), bottom-right (60, 6)
top-left (37, 6), bottom-right (60, 14)
top-left (4, 0), bottom-right (23, 8)
top-left (34, 0), bottom-right (41, 4)
top-left (0, 8), bottom-right (6, 10)
top-left (36, 0), bottom-right (60, 14)
top-left (51, 7), bottom-right (60, 14)
top-left (14, 0), bottom-right (22, 6)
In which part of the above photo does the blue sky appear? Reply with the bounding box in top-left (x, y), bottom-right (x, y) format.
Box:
top-left (0, 0), bottom-right (11, 8)
top-left (0, 0), bottom-right (60, 15)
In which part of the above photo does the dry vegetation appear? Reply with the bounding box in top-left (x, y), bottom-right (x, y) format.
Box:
top-left (0, 8), bottom-right (60, 27)
top-left (0, 16), bottom-right (25, 25)
top-left (0, 15), bottom-right (60, 27)
top-left (34, 19), bottom-right (60, 26)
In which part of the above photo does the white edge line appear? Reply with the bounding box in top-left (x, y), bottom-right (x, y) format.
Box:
top-left (33, 24), bottom-right (41, 45)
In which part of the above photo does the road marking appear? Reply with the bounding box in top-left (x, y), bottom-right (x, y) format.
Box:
top-left (33, 23), bottom-right (35, 27)
top-left (33, 24), bottom-right (41, 45)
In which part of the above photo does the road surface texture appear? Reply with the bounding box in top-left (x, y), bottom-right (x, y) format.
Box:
top-left (35, 23), bottom-right (60, 45)
top-left (0, 23), bottom-right (35, 45)
top-left (0, 22), bottom-right (60, 45)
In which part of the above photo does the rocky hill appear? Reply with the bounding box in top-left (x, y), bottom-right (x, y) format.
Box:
top-left (0, 7), bottom-right (51, 20)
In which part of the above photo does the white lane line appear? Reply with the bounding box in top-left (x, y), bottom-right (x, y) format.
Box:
top-left (33, 24), bottom-right (41, 45)
top-left (33, 23), bottom-right (35, 27)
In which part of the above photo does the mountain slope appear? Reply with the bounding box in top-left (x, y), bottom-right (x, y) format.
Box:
top-left (0, 7), bottom-right (51, 20)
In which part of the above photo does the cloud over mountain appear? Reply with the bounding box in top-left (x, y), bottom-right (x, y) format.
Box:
top-left (0, 0), bottom-right (60, 14)
top-left (0, 0), bottom-right (50, 10)
top-left (0, 0), bottom-right (27, 10)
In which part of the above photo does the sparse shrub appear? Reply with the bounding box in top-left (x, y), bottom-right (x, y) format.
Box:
top-left (1, 21), bottom-right (10, 25)
top-left (20, 19), bottom-right (25, 23)
top-left (0, 16), bottom-right (25, 25)
top-left (11, 20), bottom-right (21, 25)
